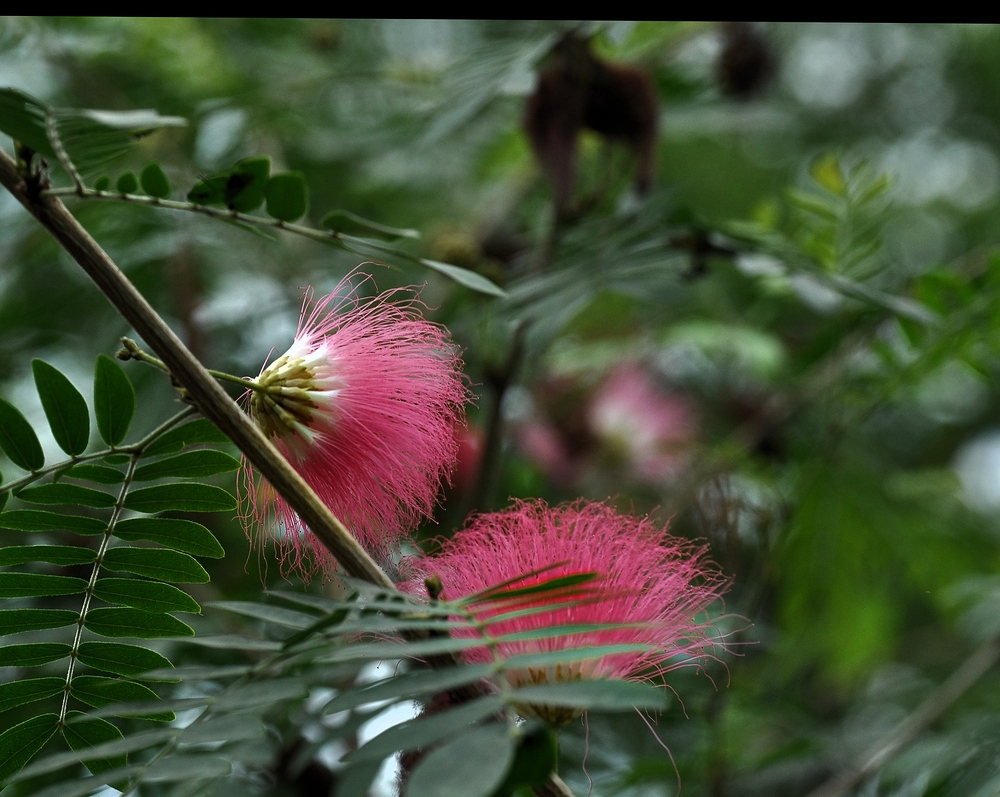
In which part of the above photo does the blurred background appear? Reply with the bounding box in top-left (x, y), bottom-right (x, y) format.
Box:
top-left (3, 19), bottom-right (1000, 797)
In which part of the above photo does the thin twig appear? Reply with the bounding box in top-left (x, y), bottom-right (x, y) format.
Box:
top-left (805, 636), bottom-right (1000, 797)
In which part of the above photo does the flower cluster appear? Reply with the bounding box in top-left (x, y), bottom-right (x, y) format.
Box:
top-left (239, 276), bottom-right (468, 573)
top-left (403, 499), bottom-right (727, 725)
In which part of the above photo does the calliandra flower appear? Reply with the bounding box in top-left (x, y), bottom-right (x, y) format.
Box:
top-left (404, 499), bottom-right (727, 726)
top-left (239, 275), bottom-right (468, 574)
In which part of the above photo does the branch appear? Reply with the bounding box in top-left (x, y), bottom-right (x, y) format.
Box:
top-left (805, 636), bottom-right (1000, 797)
top-left (0, 146), bottom-right (392, 590)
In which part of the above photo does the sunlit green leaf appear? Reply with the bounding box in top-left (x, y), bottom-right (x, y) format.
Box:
top-left (32, 360), bottom-right (90, 456)
top-left (77, 641), bottom-right (174, 679)
top-left (133, 450), bottom-right (239, 481)
top-left (84, 608), bottom-right (195, 639)
top-left (72, 676), bottom-right (173, 721)
top-left (113, 517), bottom-right (224, 558)
top-left (94, 355), bottom-right (135, 446)
top-left (124, 483), bottom-right (235, 513)
top-left (0, 397), bottom-right (44, 471)
top-left (0, 643), bottom-right (71, 668)
top-left (94, 577), bottom-right (200, 613)
top-left (0, 572), bottom-right (87, 598)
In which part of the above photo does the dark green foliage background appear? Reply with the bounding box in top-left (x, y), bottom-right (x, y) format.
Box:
top-left (3, 18), bottom-right (1000, 797)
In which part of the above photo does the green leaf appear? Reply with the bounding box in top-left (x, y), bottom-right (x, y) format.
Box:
top-left (0, 572), bottom-right (88, 598)
top-left (226, 156), bottom-right (270, 212)
top-left (501, 645), bottom-right (653, 670)
top-left (418, 258), bottom-right (507, 298)
top-left (0, 713), bottom-right (58, 785)
top-left (177, 634), bottom-right (281, 652)
top-left (19, 483), bottom-right (116, 508)
top-left (102, 547), bottom-right (209, 583)
top-left (211, 679), bottom-right (307, 711)
top-left (509, 679), bottom-right (667, 712)
top-left (0, 678), bottom-right (64, 714)
top-left (62, 711), bottom-right (126, 777)
top-left (187, 174), bottom-right (228, 206)
top-left (348, 696), bottom-right (505, 763)
top-left (0, 609), bottom-right (78, 636)
top-left (113, 517), bottom-right (224, 558)
top-left (133, 450), bottom-right (239, 481)
top-left (84, 607), bottom-right (195, 639)
top-left (407, 723), bottom-right (515, 797)
top-left (264, 171), bottom-right (309, 221)
top-left (77, 642), bottom-right (174, 678)
top-left (325, 636), bottom-right (484, 663)
top-left (71, 675), bottom-right (173, 721)
top-left (139, 161), bottom-right (171, 198)
top-left (124, 483), bottom-right (235, 513)
top-left (16, 728), bottom-right (173, 782)
top-left (62, 464), bottom-right (125, 484)
top-left (0, 510), bottom-right (106, 534)
top-left (0, 545), bottom-right (96, 566)
top-left (94, 577), bottom-right (200, 614)
top-left (179, 715), bottom-right (264, 743)
top-left (94, 355), bottom-right (135, 446)
top-left (115, 171), bottom-right (138, 194)
top-left (143, 418), bottom-right (228, 457)
top-left (0, 643), bottom-right (71, 668)
top-left (320, 210), bottom-right (419, 240)
top-left (0, 88), bottom-right (54, 157)
top-left (206, 600), bottom-right (314, 628)
top-left (93, 175), bottom-right (110, 191)
top-left (323, 664), bottom-right (496, 715)
top-left (32, 360), bottom-right (90, 456)
top-left (0, 397), bottom-right (44, 471)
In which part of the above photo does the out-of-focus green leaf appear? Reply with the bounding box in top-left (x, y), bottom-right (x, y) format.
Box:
top-left (94, 355), bottom-right (135, 447)
top-left (115, 171), bottom-right (138, 194)
top-left (139, 161), bottom-right (171, 198)
top-left (84, 608), bottom-right (195, 639)
top-left (62, 711), bottom-right (126, 777)
top-left (264, 171), bottom-right (309, 221)
top-left (0, 88), bottom-right (54, 156)
top-left (77, 642), bottom-right (174, 679)
top-left (101, 547), bottom-right (210, 583)
top-left (509, 679), bottom-right (667, 712)
top-left (124, 483), bottom-right (235, 513)
top-left (32, 360), bottom-right (89, 456)
top-left (408, 723), bottom-right (516, 797)
top-left (320, 209), bottom-right (419, 240)
top-left (0, 398), bottom-right (44, 471)
top-left (113, 517), bottom-right (224, 558)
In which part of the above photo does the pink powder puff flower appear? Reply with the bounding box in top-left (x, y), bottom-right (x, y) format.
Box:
top-left (404, 499), bottom-right (728, 726)
top-left (239, 275), bottom-right (469, 574)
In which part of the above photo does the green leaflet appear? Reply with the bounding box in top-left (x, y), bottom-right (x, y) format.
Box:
top-left (0, 643), bottom-right (72, 668)
top-left (93, 355), bottom-right (135, 446)
top-left (71, 675), bottom-right (173, 721)
top-left (61, 464), bottom-right (125, 484)
top-left (113, 517), bottom-right (224, 558)
top-left (93, 577), bottom-right (201, 614)
top-left (508, 679), bottom-right (667, 712)
top-left (124, 483), bottom-right (236, 513)
top-left (0, 509), bottom-right (106, 534)
top-left (0, 714), bottom-right (58, 784)
top-left (77, 642), bottom-right (174, 679)
top-left (0, 609), bottom-right (79, 636)
top-left (62, 711), bottom-right (127, 777)
top-left (32, 360), bottom-right (90, 456)
top-left (0, 572), bottom-right (88, 598)
top-left (101, 547), bottom-right (210, 583)
top-left (18, 483), bottom-right (116, 508)
top-left (0, 678), bottom-right (65, 714)
top-left (264, 171), bottom-right (309, 222)
top-left (0, 397), bottom-right (44, 471)
top-left (132, 450), bottom-right (239, 481)
top-left (84, 608), bottom-right (195, 639)
top-left (0, 545), bottom-right (97, 566)
top-left (142, 418), bottom-right (228, 456)
top-left (139, 161), bottom-right (171, 198)
top-left (407, 723), bottom-right (516, 797)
